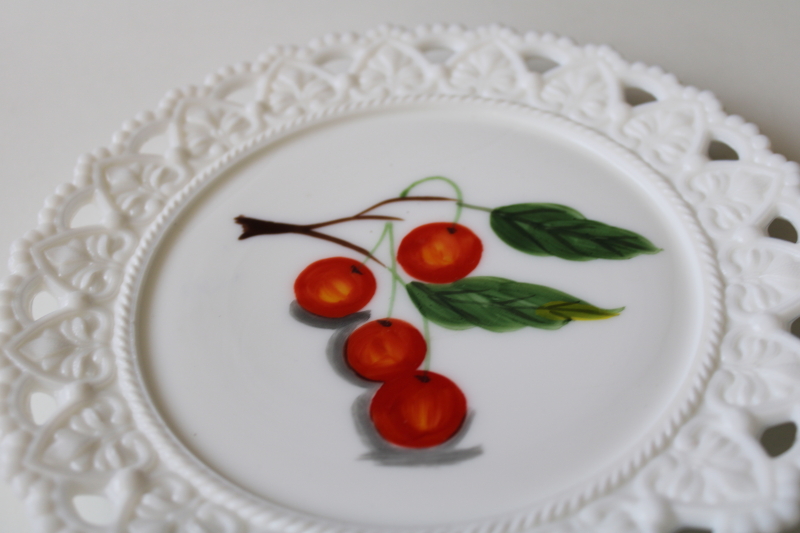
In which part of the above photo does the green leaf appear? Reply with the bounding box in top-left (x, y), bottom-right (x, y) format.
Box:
top-left (490, 203), bottom-right (661, 261)
top-left (406, 277), bottom-right (622, 332)
top-left (535, 301), bottom-right (623, 321)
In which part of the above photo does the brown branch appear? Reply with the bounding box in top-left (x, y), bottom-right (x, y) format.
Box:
top-left (307, 214), bottom-right (402, 230)
top-left (234, 215), bottom-right (386, 267)
top-left (304, 230), bottom-right (386, 267)
top-left (234, 195), bottom-right (459, 266)
top-left (235, 216), bottom-right (306, 240)
top-left (354, 195), bottom-right (457, 217)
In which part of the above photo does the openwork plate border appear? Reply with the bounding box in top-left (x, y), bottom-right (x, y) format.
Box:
top-left (1, 24), bottom-right (800, 533)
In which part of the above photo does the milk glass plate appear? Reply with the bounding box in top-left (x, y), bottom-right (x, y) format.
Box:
top-left (2, 24), bottom-right (800, 533)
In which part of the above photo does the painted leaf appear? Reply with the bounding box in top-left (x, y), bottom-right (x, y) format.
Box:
top-left (406, 276), bottom-right (621, 332)
top-left (490, 203), bottom-right (661, 261)
top-left (535, 301), bottom-right (622, 321)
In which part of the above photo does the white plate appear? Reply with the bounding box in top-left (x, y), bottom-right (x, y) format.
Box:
top-left (2, 25), bottom-right (800, 533)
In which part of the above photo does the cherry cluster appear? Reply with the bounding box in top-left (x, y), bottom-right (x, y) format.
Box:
top-left (294, 222), bottom-right (482, 449)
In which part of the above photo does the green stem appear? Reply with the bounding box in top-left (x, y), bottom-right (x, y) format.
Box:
top-left (362, 222), bottom-right (406, 317)
top-left (388, 270), bottom-right (407, 288)
top-left (459, 202), bottom-right (493, 213)
top-left (362, 223), bottom-right (390, 265)
top-left (400, 176), bottom-right (465, 224)
top-left (386, 223), bottom-right (400, 318)
top-left (422, 317), bottom-right (432, 371)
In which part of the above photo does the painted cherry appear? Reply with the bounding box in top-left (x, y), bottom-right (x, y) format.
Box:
top-left (345, 319), bottom-right (427, 381)
top-left (294, 257), bottom-right (376, 318)
top-left (397, 222), bottom-right (482, 284)
top-left (370, 371), bottom-right (467, 448)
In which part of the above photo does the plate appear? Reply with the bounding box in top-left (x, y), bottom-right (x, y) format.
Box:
top-left (2, 24), bottom-right (800, 533)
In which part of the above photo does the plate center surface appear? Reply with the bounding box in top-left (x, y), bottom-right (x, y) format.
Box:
top-left (137, 103), bottom-right (705, 526)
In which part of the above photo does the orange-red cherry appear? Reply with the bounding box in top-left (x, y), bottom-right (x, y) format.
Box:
top-left (294, 257), bottom-right (376, 318)
top-left (370, 371), bottom-right (467, 448)
top-left (345, 319), bottom-right (427, 381)
top-left (397, 223), bottom-right (482, 284)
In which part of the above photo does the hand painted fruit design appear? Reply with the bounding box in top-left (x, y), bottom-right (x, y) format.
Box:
top-left (235, 176), bottom-right (661, 461)
top-left (397, 222), bottom-right (483, 283)
top-left (294, 257), bottom-right (376, 318)
top-left (371, 372), bottom-right (467, 448)
top-left (345, 319), bottom-right (426, 382)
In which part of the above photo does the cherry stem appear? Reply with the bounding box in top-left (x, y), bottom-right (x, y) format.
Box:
top-left (400, 176), bottom-right (465, 224)
top-left (460, 202), bottom-right (492, 213)
top-left (386, 223), bottom-right (400, 317)
top-left (354, 195), bottom-right (457, 217)
top-left (362, 223), bottom-right (391, 265)
top-left (422, 317), bottom-right (432, 371)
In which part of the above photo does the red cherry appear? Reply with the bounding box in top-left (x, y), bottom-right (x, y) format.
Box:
top-left (345, 319), bottom-right (427, 381)
top-left (294, 257), bottom-right (376, 318)
top-left (397, 223), bottom-right (482, 284)
top-left (370, 371), bottom-right (467, 448)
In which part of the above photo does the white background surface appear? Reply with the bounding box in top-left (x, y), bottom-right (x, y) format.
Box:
top-left (2, 2), bottom-right (799, 532)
